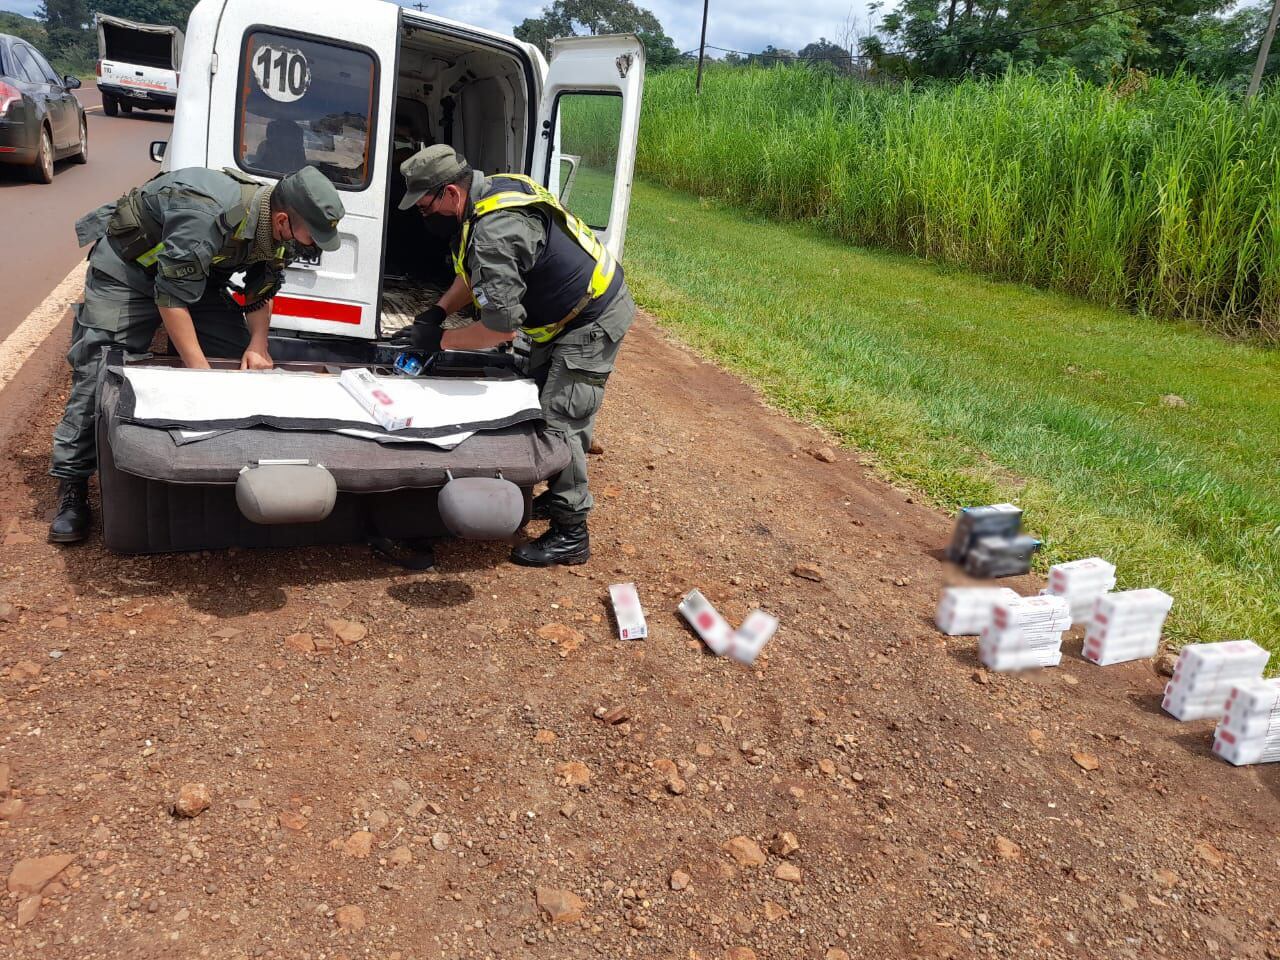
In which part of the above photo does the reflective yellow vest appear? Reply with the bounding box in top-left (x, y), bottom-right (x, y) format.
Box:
top-left (452, 174), bottom-right (617, 343)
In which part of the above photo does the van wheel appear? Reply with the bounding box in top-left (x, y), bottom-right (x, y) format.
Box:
top-left (72, 115), bottom-right (88, 164)
top-left (29, 127), bottom-right (54, 183)
top-left (120, 102), bottom-right (133, 116)
top-left (102, 94), bottom-right (118, 117)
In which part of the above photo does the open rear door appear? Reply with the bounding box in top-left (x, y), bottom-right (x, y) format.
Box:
top-left (202, 0), bottom-right (400, 339)
top-left (531, 35), bottom-right (644, 260)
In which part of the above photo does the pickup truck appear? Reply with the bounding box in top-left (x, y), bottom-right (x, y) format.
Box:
top-left (98, 0), bottom-right (644, 555)
top-left (95, 13), bottom-right (182, 117)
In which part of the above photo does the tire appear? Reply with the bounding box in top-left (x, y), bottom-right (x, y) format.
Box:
top-left (119, 102), bottom-right (133, 116)
top-left (28, 127), bottom-right (53, 183)
top-left (102, 94), bottom-right (118, 117)
top-left (71, 114), bottom-right (88, 164)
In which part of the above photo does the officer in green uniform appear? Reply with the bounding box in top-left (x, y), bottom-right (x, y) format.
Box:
top-left (47, 165), bottom-right (346, 544)
top-left (393, 145), bottom-right (635, 567)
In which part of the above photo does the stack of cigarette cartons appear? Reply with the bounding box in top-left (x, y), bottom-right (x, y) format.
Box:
top-left (1041, 557), bottom-right (1116, 625)
top-left (978, 595), bottom-right (1072, 671)
top-left (678, 590), bottom-right (778, 666)
top-left (1081, 588), bottom-right (1173, 666)
top-left (1161, 640), bottom-right (1270, 721)
top-left (1211, 678), bottom-right (1280, 766)
top-left (935, 587), bottom-right (1020, 636)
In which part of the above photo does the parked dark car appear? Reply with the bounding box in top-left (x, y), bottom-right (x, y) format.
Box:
top-left (0, 33), bottom-right (88, 182)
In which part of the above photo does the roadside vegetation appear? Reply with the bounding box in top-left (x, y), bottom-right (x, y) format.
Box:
top-left (621, 180), bottom-right (1280, 656)
top-left (635, 67), bottom-right (1280, 343)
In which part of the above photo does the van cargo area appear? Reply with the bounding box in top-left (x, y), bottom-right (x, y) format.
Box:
top-left (379, 20), bottom-right (535, 336)
top-left (101, 20), bottom-right (179, 71)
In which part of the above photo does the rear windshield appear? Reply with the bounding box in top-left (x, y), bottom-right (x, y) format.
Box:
top-left (236, 30), bottom-right (377, 190)
top-left (102, 23), bottom-right (174, 70)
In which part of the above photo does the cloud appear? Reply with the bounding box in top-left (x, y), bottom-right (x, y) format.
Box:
top-left (3, 0), bottom-right (44, 18)
top-left (400, 1), bottom-right (881, 57)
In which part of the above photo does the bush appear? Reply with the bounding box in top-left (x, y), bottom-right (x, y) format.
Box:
top-left (635, 67), bottom-right (1280, 342)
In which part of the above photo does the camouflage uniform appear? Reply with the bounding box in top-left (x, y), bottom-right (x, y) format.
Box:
top-left (459, 171), bottom-right (635, 525)
top-left (52, 168), bottom-right (290, 481)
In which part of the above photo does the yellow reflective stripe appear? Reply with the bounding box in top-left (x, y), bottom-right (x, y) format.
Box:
top-left (136, 242), bottom-right (164, 268)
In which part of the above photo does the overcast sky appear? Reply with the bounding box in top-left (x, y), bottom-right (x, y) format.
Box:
top-left (1, 1), bottom-right (881, 56)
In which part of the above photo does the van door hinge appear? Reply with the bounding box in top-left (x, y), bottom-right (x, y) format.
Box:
top-left (210, 53), bottom-right (219, 76)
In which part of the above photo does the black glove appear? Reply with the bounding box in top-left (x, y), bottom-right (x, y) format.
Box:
top-left (390, 305), bottom-right (445, 352)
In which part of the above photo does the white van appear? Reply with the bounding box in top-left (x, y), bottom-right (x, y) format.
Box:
top-left (97, 0), bottom-right (645, 555)
top-left (95, 14), bottom-right (183, 117)
top-left (158, 0), bottom-right (644, 350)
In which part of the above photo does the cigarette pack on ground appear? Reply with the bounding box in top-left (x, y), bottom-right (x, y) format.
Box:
top-left (1161, 640), bottom-right (1269, 721)
top-left (1082, 588), bottom-right (1172, 666)
top-left (608, 582), bottom-right (647, 640)
top-left (979, 595), bottom-right (1071, 671)
top-left (679, 589), bottom-right (734, 656)
top-left (1212, 679), bottom-right (1280, 765)
top-left (964, 534), bottom-right (1041, 579)
top-left (935, 587), bottom-right (1020, 636)
top-left (339, 367), bottom-right (415, 431)
top-left (731, 609), bottom-right (778, 665)
top-left (1041, 557), bottom-right (1117, 625)
top-left (946, 503), bottom-right (1023, 563)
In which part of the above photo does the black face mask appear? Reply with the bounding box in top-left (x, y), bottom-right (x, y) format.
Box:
top-left (289, 239), bottom-right (322, 261)
top-left (421, 212), bottom-right (460, 240)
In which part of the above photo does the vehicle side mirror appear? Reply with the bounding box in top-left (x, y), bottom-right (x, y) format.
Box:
top-left (63, 75), bottom-right (81, 89)
top-left (149, 140), bottom-right (167, 163)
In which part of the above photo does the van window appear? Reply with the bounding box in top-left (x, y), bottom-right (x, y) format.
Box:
top-left (553, 93), bottom-right (622, 232)
top-left (237, 30), bottom-right (378, 189)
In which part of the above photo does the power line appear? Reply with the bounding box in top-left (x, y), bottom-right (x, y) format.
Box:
top-left (703, 0), bottom-right (1165, 64)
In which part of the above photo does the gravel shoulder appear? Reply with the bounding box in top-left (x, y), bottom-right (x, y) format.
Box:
top-left (1, 313), bottom-right (1278, 959)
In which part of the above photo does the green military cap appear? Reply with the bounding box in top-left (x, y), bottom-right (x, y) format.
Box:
top-left (275, 166), bottom-right (345, 252)
top-left (398, 144), bottom-right (468, 211)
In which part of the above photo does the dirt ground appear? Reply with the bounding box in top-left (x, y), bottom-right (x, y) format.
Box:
top-left (1, 314), bottom-right (1278, 960)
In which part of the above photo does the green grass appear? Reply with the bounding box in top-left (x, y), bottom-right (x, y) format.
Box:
top-left (623, 180), bottom-right (1280, 661)
top-left (634, 67), bottom-right (1280, 344)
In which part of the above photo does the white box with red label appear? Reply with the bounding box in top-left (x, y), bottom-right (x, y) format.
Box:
top-left (608, 582), bottom-right (648, 640)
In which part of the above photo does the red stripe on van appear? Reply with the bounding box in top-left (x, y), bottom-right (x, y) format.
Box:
top-left (273, 295), bottom-right (362, 325)
top-left (233, 293), bottom-right (362, 325)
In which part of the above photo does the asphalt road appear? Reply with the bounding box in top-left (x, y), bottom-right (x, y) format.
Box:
top-left (0, 88), bottom-right (170, 341)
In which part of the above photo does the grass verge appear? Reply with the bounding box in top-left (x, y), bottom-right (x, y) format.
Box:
top-left (622, 180), bottom-right (1280, 660)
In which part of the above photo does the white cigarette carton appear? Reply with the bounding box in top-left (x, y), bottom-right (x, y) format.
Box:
top-left (608, 583), bottom-right (648, 640)
top-left (935, 587), bottom-right (1020, 636)
top-left (1211, 679), bottom-right (1280, 765)
top-left (339, 368), bottom-right (415, 431)
top-left (679, 590), bottom-right (734, 657)
top-left (730, 609), bottom-right (778, 665)
top-left (978, 595), bottom-right (1071, 672)
top-left (1162, 640), bottom-right (1269, 721)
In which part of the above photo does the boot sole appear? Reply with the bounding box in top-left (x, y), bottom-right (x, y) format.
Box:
top-left (510, 548), bottom-right (591, 568)
top-left (47, 529), bottom-right (88, 544)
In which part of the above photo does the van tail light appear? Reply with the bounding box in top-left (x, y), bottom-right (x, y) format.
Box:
top-left (0, 80), bottom-right (20, 116)
top-left (95, 60), bottom-right (102, 77)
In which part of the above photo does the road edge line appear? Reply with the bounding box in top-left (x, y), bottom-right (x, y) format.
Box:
top-left (0, 259), bottom-right (86, 397)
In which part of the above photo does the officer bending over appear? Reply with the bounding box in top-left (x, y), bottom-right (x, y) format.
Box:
top-left (48, 165), bottom-right (346, 544)
top-left (395, 145), bottom-right (635, 567)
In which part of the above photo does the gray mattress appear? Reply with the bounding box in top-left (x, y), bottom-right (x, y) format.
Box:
top-left (101, 369), bottom-right (571, 493)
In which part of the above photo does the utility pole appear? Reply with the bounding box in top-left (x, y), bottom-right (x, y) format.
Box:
top-left (412, 2), bottom-right (427, 11)
top-left (1247, 0), bottom-right (1280, 99)
top-left (695, 0), bottom-right (710, 95)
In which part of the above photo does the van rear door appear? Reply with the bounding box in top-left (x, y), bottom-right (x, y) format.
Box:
top-left (530, 35), bottom-right (644, 260)
top-left (206, 2), bottom-right (399, 339)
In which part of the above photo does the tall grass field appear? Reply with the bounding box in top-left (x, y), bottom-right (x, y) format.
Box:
top-left (633, 68), bottom-right (1280, 342)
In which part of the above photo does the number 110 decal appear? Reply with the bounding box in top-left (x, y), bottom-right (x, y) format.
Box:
top-left (253, 45), bottom-right (310, 104)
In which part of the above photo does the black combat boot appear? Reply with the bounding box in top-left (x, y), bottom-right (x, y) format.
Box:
top-left (48, 479), bottom-right (91, 544)
top-left (510, 522), bottom-right (590, 567)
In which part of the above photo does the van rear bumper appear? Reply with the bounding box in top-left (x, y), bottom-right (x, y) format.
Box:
top-left (97, 82), bottom-right (178, 109)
